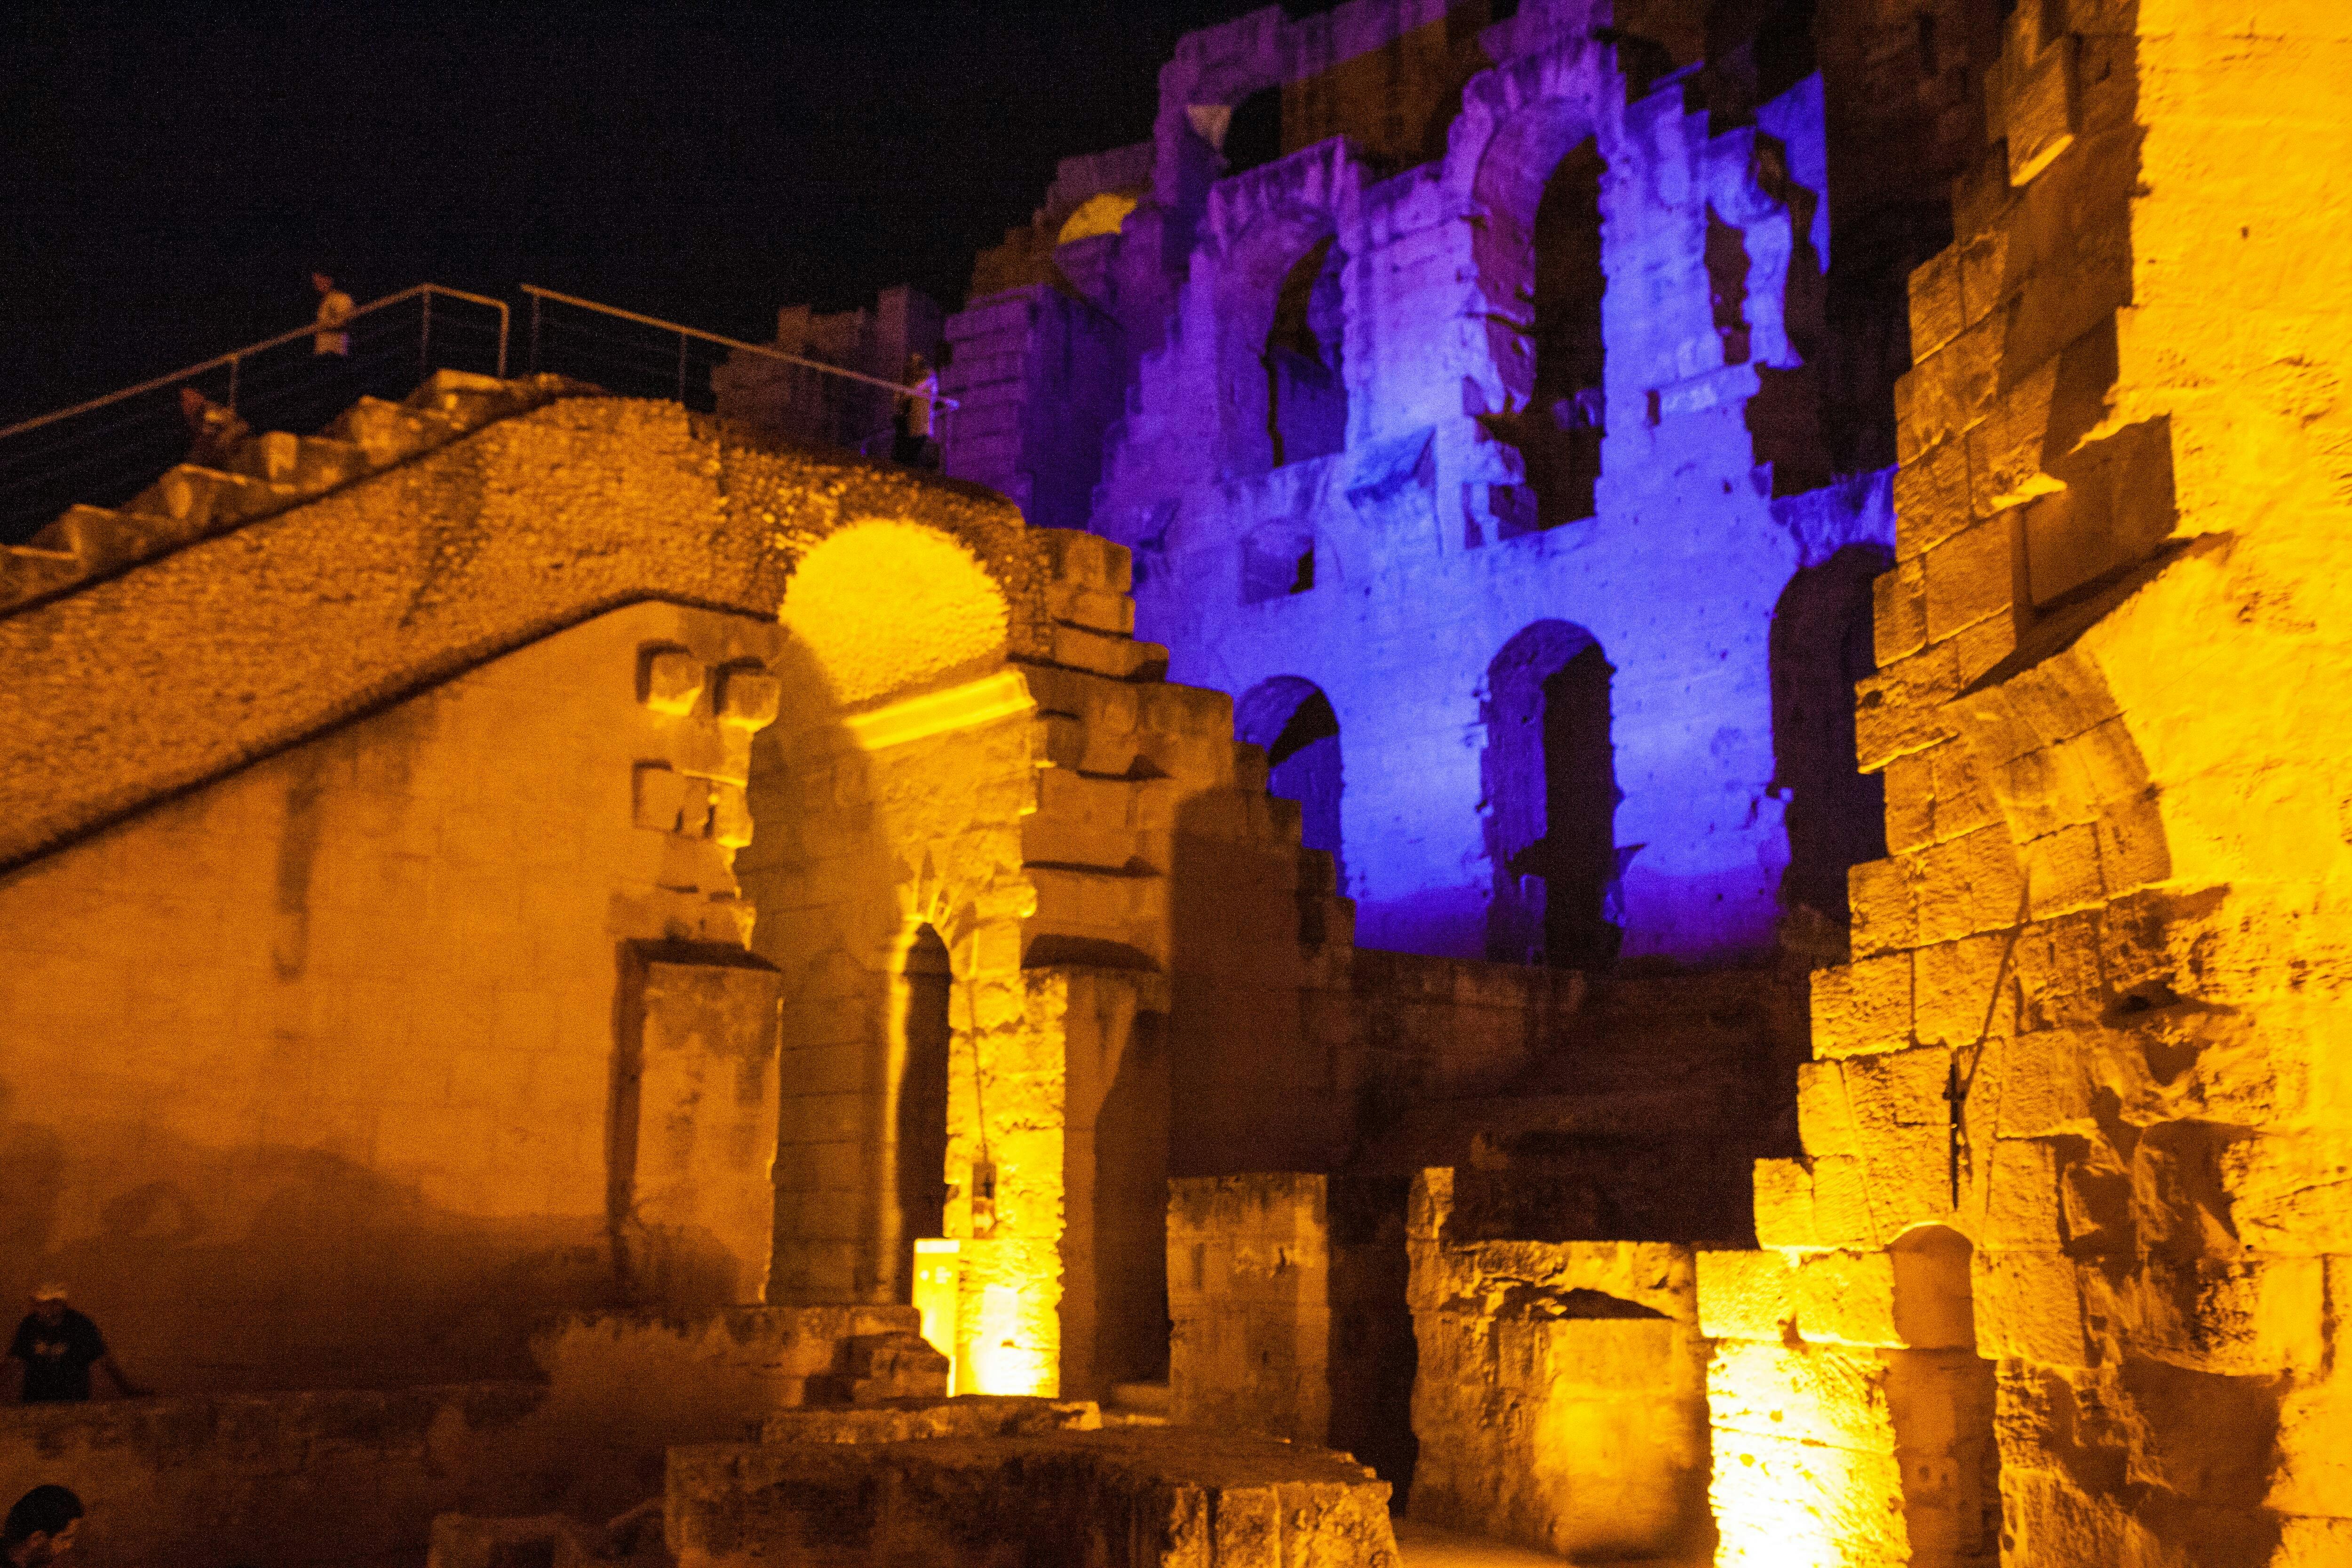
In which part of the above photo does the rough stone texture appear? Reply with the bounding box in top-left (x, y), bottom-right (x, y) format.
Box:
top-left (0, 599), bottom-right (787, 1389)
top-left (1405, 1168), bottom-right (1712, 1563)
top-left (943, 0), bottom-right (1930, 970)
top-left (1709, 1), bottom-right (2352, 1563)
top-left (750, 1393), bottom-right (1102, 1444)
top-left (664, 1428), bottom-right (1396, 1568)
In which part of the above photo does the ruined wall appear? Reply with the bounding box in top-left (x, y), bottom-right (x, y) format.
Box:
top-left (1703, 0), bottom-right (2352, 1562)
top-left (0, 602), bottom-right (784, 1392)
top-left (1407, 1168), bottom-right (1713, 1560)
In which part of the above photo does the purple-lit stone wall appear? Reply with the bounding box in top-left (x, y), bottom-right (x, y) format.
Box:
top-left (945, 0), bottom-right (1896, 967)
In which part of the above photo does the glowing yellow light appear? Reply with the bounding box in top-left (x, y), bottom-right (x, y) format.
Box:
top-left (1056, 191), bottom-right (1138, 246)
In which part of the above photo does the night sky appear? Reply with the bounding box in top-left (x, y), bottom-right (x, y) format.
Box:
top-left (2, 1), bottom-right (1279, 427)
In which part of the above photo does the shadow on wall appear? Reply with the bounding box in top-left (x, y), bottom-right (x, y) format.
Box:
top-left (0, 1090), bottom-right (628, 1394)
top-left (893, 926), bottom-right (953, 1307)
top-left (1237, 677), bottom-right (1342, 869)
top-left (1482, 622), bottom-right (1620, 971)
top-left (1769, 542), bottom-right (1889, 923)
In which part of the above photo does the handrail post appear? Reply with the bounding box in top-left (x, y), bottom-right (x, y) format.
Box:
top-left (496, 301), bottom-right (510, 380)
top-left (420, 291), bottom-right (434, 380)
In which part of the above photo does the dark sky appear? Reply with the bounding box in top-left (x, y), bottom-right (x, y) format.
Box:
top-left (1, 0), bottom-right (1276, 426)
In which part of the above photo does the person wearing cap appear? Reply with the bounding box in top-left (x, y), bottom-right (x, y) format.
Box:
top-left (5, 1288), bottom-right (148, 1404)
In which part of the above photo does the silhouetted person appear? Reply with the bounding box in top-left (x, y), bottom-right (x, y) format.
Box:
top-left (312, 271), bottom-right (353, 358)
top-left (6, 1287), bottom-right (149, 1404)
top-left (178, 386), bottom-right (249, 470)
top-left (1, 1487), bottom-right (82, 1567)
top-left (894, 353), bottom-right (939, 468)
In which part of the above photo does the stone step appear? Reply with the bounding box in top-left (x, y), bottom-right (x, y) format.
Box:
top-left (752, 1395), bottom-right (1100, 1445)
top-left (0, 544), bottom-right (86, 610)
top-left (122, 464), bottom-right (281, 534)
top-left (227, 429), bottom-right (369, 491)
top-left (27, 504), bottom-right (194, 575)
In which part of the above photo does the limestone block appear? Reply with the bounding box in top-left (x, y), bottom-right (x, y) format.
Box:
top-left (1982, 1138), bottom-right (2063, 1249)
top-left (2222, 1130), bottom-right (2352, 1254)
top-left (717, 669), bottom-right (781, 728)
top-left (1995, 32), bottom-right (2082, 185)
top-left (1971, 1250), bottom-right (2087, 1366)
top-left (1697, 1250), bottom-right (1901, 1349)
top-left (1909, 250), bottom-right (1964, 360)
top-left (1811, 954), bottom-right (1913, 1058)
top-left (1912, 934), bottom-right (2016, 1049)
top-left (644, 649), bottom-right (707, 715)
top-left (1796, 1061), bottom-right (1858, 1159)
top-left (1707, 1339), bottom-right (1893, 1451)
top-left (1847, 856), bottom-right (1918, 958)
top-left (1753, 1158), bottom-right (1817, 1248)
top-left (1883, 752), bottom-right (1935, 853)
top-left (1708, 1426), bottom-right (1906, 1568)
top-left (1915, 828), bottom-right (2026, 944)
top-left (1922, 512), bottom-right (2020, 644)
top-left (1893, 439), bottom-right (1971, 563)
top-left (1873, 557), bottom-right (1928, 668)
top-left (1809, 1156), bottom-right (1880, 1250)
top-left (634, 764), bottom-right (712, 836)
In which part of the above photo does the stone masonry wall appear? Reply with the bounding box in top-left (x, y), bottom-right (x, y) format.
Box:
top-left (1705, 2), bottom-right (2352, 1564)
top-left (0, 601), bottom-right (784, 1393)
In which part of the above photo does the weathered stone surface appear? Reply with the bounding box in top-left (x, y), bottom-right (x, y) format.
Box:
top-left (664, 1428), bottom-right (1395, 1568)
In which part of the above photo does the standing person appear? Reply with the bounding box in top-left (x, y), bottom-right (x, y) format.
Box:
top-left (311, 271), bottom-right (354, 357)
top-left (5, 1287), bottom-right (149, 1404)
top-left (1, 1488), bottom-right (82, 1567)
top-left (312, 270), bottom-right (358, 424)
top-left (893, 353), bottom-right (939, 468)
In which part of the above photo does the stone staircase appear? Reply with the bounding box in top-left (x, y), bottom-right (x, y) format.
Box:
top-left (0, 371), bottom-right (585, 616)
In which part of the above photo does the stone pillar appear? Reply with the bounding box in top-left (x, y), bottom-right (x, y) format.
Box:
top-left (1167, 1173), bottom-right (1335, 1443)
top-left (616, 949), bottom-right (784, 1309)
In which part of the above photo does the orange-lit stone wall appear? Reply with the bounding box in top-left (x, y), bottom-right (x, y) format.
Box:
top-left (0, 601), bottom-right (784, 1392)
top-left (1706, 1), bottom-right (2352, 1562)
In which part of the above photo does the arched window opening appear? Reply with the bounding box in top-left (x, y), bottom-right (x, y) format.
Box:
top-left (892, 925), bottom-right (952, 1303)
top-left (1265, 237), bottom-right (1348, 468)
top-left (1770, 544), bottom-right (1891, 923)
top-left (1238, 677), bottom-right (1343, 869)
top-left (1225, 85), bottom-right (1284, 175)
top-left (1482, 624), bottom-right (1619, 969)
top-left (1474, 125), bottom-right (1608, 534)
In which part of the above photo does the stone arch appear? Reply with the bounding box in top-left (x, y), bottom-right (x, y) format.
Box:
top-left (1482, 621), bottom-right (1619, 969)
top-left (1215, 210), bottom-right (1346, 477)
top-left (1771, 543), bottom-right (1892, 922)
top-left (1237, 677), bottom-right (1343, 867)
top-left (1471, 96), bottom-right (1609, 527)
top-left (745, 519), bottom-right (1035, 1311)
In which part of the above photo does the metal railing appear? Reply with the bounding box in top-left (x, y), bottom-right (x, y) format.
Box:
top-left (521, 284), bottom-right (954, 452)
top-left (0, 285), bottom-right (509, 545)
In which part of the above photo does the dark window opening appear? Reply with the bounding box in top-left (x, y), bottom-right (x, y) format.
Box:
top-left (893, 925), bottom-right (952, 1303)
top-left (1769, 545), bottom-right (1892, 923)
top-left (1240, 522), bottom-right (1318, 604)
top-left (1483, 624), bottom-right (1620, 969)
top-left (1225, 86), bottom-right (1284, 175)
top-left (1239, 677), bottom-right (1344, 868)
top-left (1491, 139), bottom-right (1607, 529)
top-left (1265, 237), bottom-right (1348, 467)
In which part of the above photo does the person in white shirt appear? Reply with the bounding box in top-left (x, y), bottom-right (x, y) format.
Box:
top-left (894, 353), bottom-right (940, 468)
top-left (311, 271), bottom-right (353, 357)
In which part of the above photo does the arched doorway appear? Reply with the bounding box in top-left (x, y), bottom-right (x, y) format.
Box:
top-left (1769, 544), bottom-right (1891, 922)
top-left (1482, 623), bottom-right (1619, 969)
top-left (1237, 677), bottom-right (1343, 870)
top-left (890, 924), bottom-right (952, 1303)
